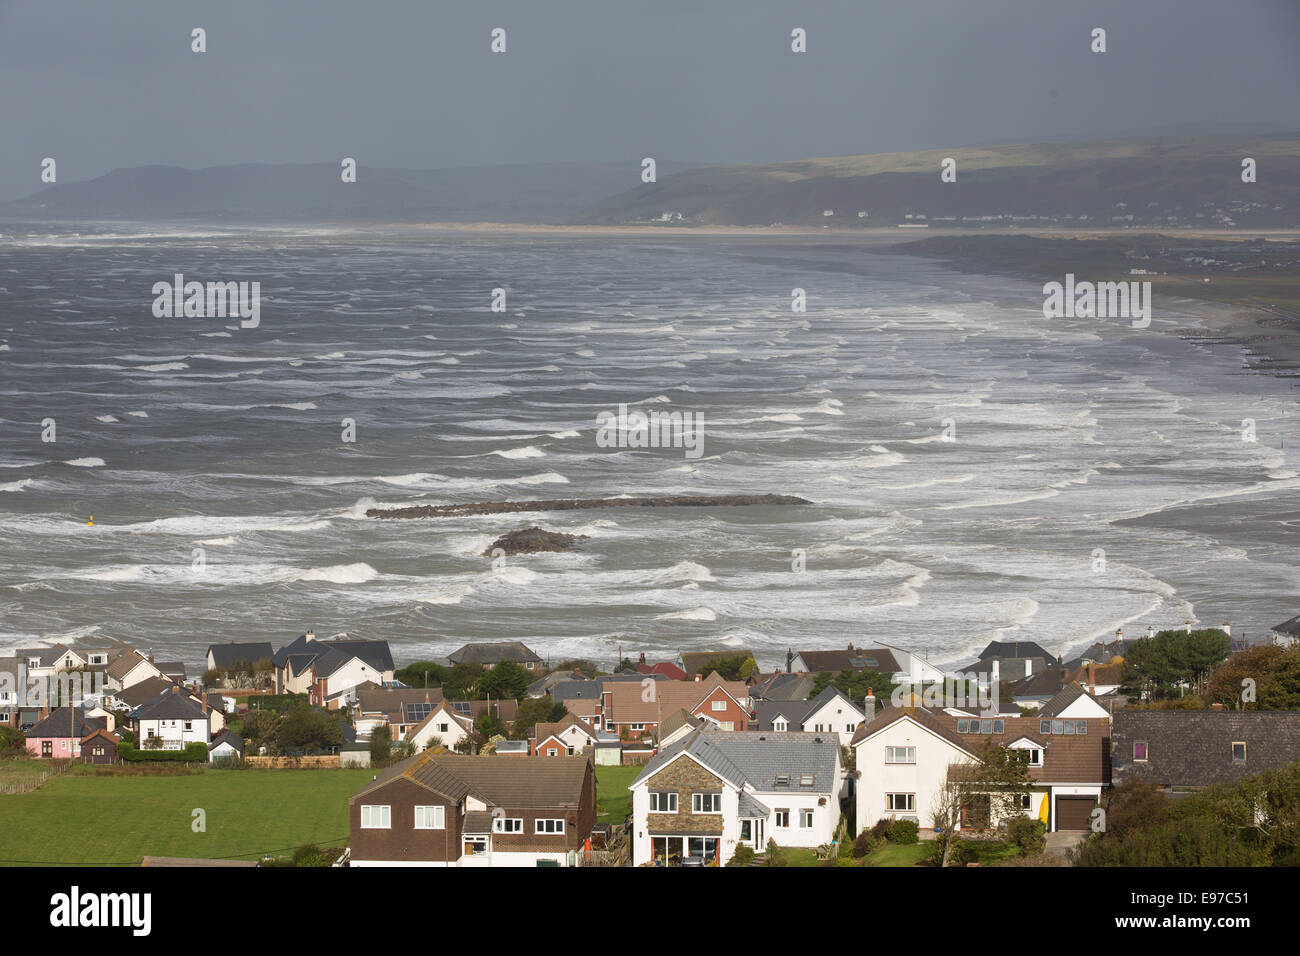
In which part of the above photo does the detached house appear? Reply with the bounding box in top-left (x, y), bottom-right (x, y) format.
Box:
top-left (604, 673), bottom-right (751, 740)
top-left (131, 684), bottom-right (212, 751)
top-left (271, 632), bottom-right (395, 707)
top-left (851, 707), bottom-right (1109, 834)
top-left (407, 701), bottom-right (474, 752)
top-left (348, 753), bottom-right (597, 867)
top-left (531, 714), bottom-right (602, 756)
top-left (630, 728), bottom-right (843, 866)
top-left (752, 685), bottom-right (869, 746)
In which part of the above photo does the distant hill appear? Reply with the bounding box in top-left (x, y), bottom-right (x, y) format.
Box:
top-left (577, 134), bottom-right (1300, 229)
top-left (0, 160), bottom-right (697, 223)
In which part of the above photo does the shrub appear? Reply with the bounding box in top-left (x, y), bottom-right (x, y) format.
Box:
top-left (117, 741), bottom-right (209, 763)
top-left (726, 844), bottom-right (755, 867)
top-left (762, 838), bottom-right (784, 867)
top-left (870, 818), bottom-right (891, 841)
top-left (1005, 817), bottom-right (1047, 856)
top-left (852, 830), bottom-right (877, 858)
top-left (885, 818), bottom-right (919, 844)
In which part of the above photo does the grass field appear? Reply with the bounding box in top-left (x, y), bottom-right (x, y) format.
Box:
top-left (594, 763), bottom-right (640, 825)
top-left (0, 767), bottom-right (375, 865)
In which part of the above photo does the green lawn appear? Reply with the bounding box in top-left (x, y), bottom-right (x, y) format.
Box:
top-left (0, 767), bottom-right (375, 865)
top-left (865, 841), bottom-right (933, 866)
top-left (594, 763), bottom-right (640, 825)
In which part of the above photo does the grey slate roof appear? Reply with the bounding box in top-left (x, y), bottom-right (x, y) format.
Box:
top-left (553, 680), bottom-right (602, 701)
top-left (1037, 684), bottom-right (1091, 718)
top-left (633, 728), bottom-right (840, 794)
top-left (978, 640), bottom-right (1056, 662)
top-left (206, 642), bottom-right (275, 669)
top-left (1273, 615), bottom-right (1300, 637)
top-left (210, 729), bottom-right (244, 753)
top-left (27, 707), bottom-right (103, 739)
top-left (448, 641), bottom-right (542, 666)
top-left (134, 686), bottom-right (207, 721)
top-left (750, 672), bottom-right (816, 701)
top-left (752, 685), bottom-right (864, 732)
top-left (737, 791), bottom-right (771, 818)
top-left (1113, 710), bottom-right (1300, 788)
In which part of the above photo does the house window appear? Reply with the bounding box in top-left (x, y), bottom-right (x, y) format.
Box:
top-left (1134, 741), bottom-right (1148, 762)
top-left (1232, 741), bottom-right (1247, 763)
top-left (437, 722), bottom-right (449, 733)
top-left (773, 718), bottom-right (788, 732)
top-left (649, 791), bottom-right (678, 813)
top-left (493, 817), bottom-right (523, 833)
top-left (799, 774), bottom-right (814, 787)
top-left (887, 793), bottom-right (915, 812)
top-left (535, 818), bottom-right (565, 834)
top-left (775, 774), bottom-right (790, 787)
top-left (545, 748), bottom-right (558, 757)
top-left (361, 805), bottom-right (391, 829)
top-left (692, 792), bottom-right (722, 814)
top-left (1027, 748), bottom-right (1042, 766)
top-left (414, 805), bottom-right (445, 829)
top-left (775, 809), bottom-right (790, 828)
top-left (711, 700), bottom-right (726, 712)
top-left (464, 836), bottom-right (488, 855)
top-left (799, 809), bottom-right (814, 829)
top-left (629, 723), bottom-right (645, 733)
top-left (885, 746), bottom-right (916, 764)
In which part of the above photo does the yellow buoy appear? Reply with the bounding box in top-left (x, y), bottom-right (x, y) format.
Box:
top-left (87, 515), bottom-right (94, 526)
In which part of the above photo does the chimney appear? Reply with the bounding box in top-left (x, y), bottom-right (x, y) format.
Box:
top-left (1025, 658), bottom-right (1033, 677)
top-left (694, 673), bottom-right (702, 683)
top-left (1087, 661), bottom-right (1096, 695)
top-left (1146, 625), bottom-right (1155, 639)
top-left (1116, 627), bottom-right (1123, 642)
top-left (786, 648), bottom-right (793, 673)
top-left (148, 653), bottom-right (155, 665)
top-left (847, 642), bottom-right (854, 653)
top-left (171, 684), bottom-right (179, 695)
top-left (1211, 702), bottom-right (1224, 711)
top-left (1223, 621), bottom-right (1231, 637)
top-left (638, 652), bottom-right (646, 664)
top-left (1186, 619), bottom-right (1192, 634)
top-left (991, 659), bottom-right (1000, 685)
top-left (863, 688), bottom-right (877, 720)
top-left (305, 629), bottom-right (316, 641)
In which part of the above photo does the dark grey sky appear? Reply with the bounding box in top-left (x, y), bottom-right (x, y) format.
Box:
top-left (1, 0), bottom-right (1298, 200)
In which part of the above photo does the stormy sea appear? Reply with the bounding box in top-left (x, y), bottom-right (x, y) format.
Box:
top-left (0, 222), bottom-right (1295, 670)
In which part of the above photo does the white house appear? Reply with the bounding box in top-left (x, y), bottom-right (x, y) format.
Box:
top-left (407, 702), bottom-right (473, 752)
top-left (531, 714), bottom-right (602, 756)
top-left (1034, 685), bottom-right (1111, 721)
top-left (753, 685), bottom-right (867, 746)
top-left (851, 707), bottom-right (1108, 835)
top-left (131, 684), bottom-right (211, 751)
top-left (630, 728), bottom-right (842, 866)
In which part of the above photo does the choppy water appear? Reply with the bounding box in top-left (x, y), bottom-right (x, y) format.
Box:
top-left (0, 222), bottom-right (1295, 670)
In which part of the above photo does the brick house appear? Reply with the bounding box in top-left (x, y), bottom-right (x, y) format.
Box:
top-left (348, 752), bottom-right (597, 867)
top-left (604, 673), bottom-right (751, 740)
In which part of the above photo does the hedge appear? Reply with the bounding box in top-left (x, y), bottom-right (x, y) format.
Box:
top-left (117, 741), bottom-right (209, 762)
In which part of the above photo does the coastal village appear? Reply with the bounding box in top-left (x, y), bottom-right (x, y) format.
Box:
top-left (4, 614), bottom-right (1300, 867)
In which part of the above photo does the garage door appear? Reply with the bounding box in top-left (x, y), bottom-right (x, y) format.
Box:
top-left (1055, 796), bottom-right (1097, 831)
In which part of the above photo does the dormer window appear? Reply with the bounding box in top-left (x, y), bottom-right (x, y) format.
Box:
top-left (775, 774), bottom-right (790, 787)
top-left (773, 718), bottom-right (788, 732)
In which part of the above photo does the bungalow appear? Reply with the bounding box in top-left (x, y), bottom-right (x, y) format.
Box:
top-left (630, 728), bottom-right (842, 866)
top-left (753, 685), bottom-right (868, 746)
top-left (677, 650), bottom-right (756, 678)
top-left (531, 714), bottom-right (601, 756)
top-left (1112, 710), bottom-right (1300, 790)
top-left (407, 701), bottom-right (474, 752)
top-left (26, 707), bottom-right (105, 758)
top-left (348, 752), bottom-right (597, 867)
top-left (205, 642), bottom-right (275, 673)
top-left (657, 709), bottom-right (706, 749)
top-left (790, 643), bottom-right (942, 685)
top-left (448, 641), bottom-right (543, 672)
top-left (851, 707), bottom-right (1110, 834)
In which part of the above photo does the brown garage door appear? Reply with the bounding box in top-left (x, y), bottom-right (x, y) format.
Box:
top-left (1055, 796), bottom-right (1096, 831)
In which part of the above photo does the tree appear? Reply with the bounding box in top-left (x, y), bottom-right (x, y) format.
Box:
top-left (441, 663), bottom-right (484, 701)
top-left (510, 696), bottom-right (568, 740)
top-left (1208, 645), bottom-right (1300, 710)
top-left (370, 724), bottom-right (392, 766)
top-left (1123, 628), bottom-right (1231, 698)
top-left (475, 712), bottom-right (506, 739)
top-left (810, 669), bottom-right (896, 705)
top-left (479, 660), bottom-right (530, 700)
top-left (395, 661), bottom-right (449, 689)
top-left (276, 705), bottom-right (345, 753)
top-left (697, 655), bottom-right (757, 681)
top-left (931, 742), bottom-right (1033, 867)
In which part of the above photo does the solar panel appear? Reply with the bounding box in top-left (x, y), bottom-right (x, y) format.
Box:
top-left (405, 702), bottom-right (433, 721)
